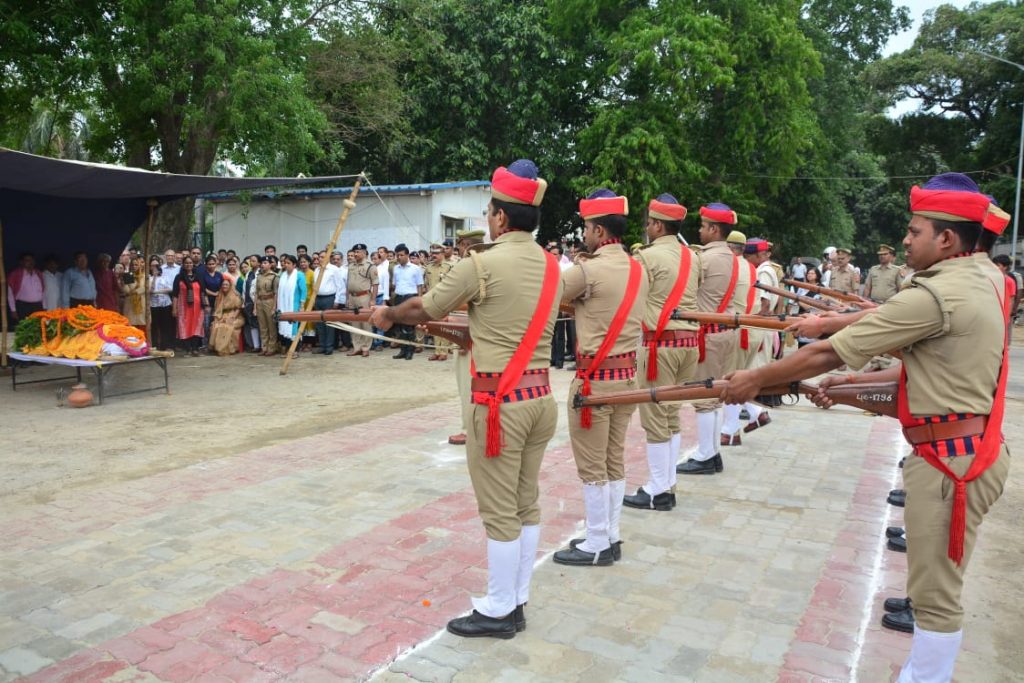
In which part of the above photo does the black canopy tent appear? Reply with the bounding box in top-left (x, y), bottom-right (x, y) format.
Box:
top-left (0, 148), bottom-right (353, 269)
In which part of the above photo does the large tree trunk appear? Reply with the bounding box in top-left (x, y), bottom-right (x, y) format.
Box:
top-left (150, 197), bottom-right (198, 252)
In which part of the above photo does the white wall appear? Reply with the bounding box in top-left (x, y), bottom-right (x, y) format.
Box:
top-left (210, 187), bottom-right (489, 256)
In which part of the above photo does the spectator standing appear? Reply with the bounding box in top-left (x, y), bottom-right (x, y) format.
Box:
top-left (276, 254), bottom-right (307, 355)
top-left (148, 257), bottom-right (174, 351)
top-left (61, 252), bottom-right (97, 308)
top-left (389, 244), bottom-right (424, 359)
top-left (254, 256), bottom-right (279, 356)
top-left (119, 256), bottom-right (147, 325)
top-left (172, 257), bottom-right (205, 356)
top-left (41, 256), bottom-right (62, 311)
top-left (6, 252), bottom-right (45, 321)
top-left (162, 250), bottom-right (180, 281)
top-left (94, 253), bottom-right (119, 312)
top-left (791, 256), bottom-right (808, 282)
top-left (197, 255), bottom-right (224, 346)
top-left (311, 254), bottom-right (345, 355)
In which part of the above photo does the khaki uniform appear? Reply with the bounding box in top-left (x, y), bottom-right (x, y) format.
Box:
top-left (346, 261), bottom-right (378, 352)
top-left (694, 241), bottom-right (745, 412)
top-left (829, 263), bottom-right (858, 294)
top-left (830, 253), bottom-right (1009, 633)
top-left (635, 235), bottom-right (700, 443)
top-left (562, 244), bottom-right (648, 483)
top-left (425, 260), bottom-right (455, 355)
top-left (254, 271), bottom-right (279, 353)
top-left (422, 231), bottom-right (561, 541)
top-left (864, 262), bottom-right (902, 302)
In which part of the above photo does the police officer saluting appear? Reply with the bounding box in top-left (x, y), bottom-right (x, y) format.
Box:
top-left (371, 160), bottom-right (560, 639)
top-left (723, 173), bottom-right (1011, 683)
top-left (554, 190), bottom-right (647, 566)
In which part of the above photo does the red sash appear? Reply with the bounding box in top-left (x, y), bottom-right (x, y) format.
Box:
top-left (897, 279), bottom-right (1010, 564)
top-left (699, 255), bottom-right (740, 362)
top-left (478, 250), bottom-right (560, 457)
top-left (642, 246), bottom-right (693, 380)
top-left (579, 259), bottom-right (642, 428)
top-left (740, 261), bottom-right (757, 350)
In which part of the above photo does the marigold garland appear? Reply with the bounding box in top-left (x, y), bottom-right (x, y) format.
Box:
top-left (20, 306), bottom-right (148, 359)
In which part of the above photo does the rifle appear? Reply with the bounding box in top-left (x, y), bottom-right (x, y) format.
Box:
top-left (782, 278), bottom-right (872, 306)
top-left (277, 309), bottom-right (472, 350)
top-left (572, 377), bottom-right (899, 418)
top-left (755, 282), bottom-right (844, 312)
top-left (675, 311), bottom-right (802, 331)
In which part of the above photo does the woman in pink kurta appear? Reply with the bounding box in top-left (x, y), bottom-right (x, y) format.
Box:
top-left (172, 257), bottom-right (205, 356)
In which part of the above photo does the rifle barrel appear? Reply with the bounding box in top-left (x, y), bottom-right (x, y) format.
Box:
top-left (782, 278), bottom-right (865, 305)
top-left (755, 282), bottom-right (839, 312)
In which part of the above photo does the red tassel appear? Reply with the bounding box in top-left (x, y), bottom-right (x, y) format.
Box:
top-left (740, 328), bottom-right (749, 350)
top-left (948, 480), bottom-right (967, 565)
top-left (485, 396), bottom-right (503, 457)
top-left (698, 325), bottom-right (707, 363)
top-left (580, 378), bottom-right (593, 429)
top-left (646, 343), bottom-right (658, 381)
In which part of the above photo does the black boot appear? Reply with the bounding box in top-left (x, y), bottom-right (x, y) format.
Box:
top-left (678, 457), bottom-right (718, 475)
top-left (514, 603), bottom-right (526, 632)
top-left (622, 487), bottom-right (673, 511)
top-left (881, 607), bottom-right (914, 633)
top-left (571, 538), bottom-right (622, 561)
top-left (887, 489), bottom-right (906, 507)
top-left (884, 597), bottom-right (911, 613)
top-left (553, 543), bottom-right (614, 566)
top-left (446, 610), bottom-right (516, 639)
top-left (886, 526), bottom-right (905, 539)
top-left (887, 536), bottom-right (907, 553)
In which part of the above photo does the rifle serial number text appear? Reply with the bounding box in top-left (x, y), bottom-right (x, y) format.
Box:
top-left (856, 393), bottom-right (895, 402)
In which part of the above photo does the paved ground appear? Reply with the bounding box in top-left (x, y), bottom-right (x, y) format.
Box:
top-left (1, 346), bottom-right (1022, 682)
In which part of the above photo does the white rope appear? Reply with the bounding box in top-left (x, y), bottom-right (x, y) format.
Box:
top-left (326, 321), bottom-right (440, 349)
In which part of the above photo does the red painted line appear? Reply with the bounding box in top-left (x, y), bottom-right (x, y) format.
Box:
top-left (778, 417), bottom-right (909, 682)
top-left (24, 408), bottom-right (695, 682)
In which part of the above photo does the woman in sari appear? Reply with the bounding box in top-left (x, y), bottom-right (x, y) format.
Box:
top-left (276, 254), bottom-right (307, 356)
top-left (222, 255), bottom-right (242, 288)
top-left (209, 279), bottom-right (245, 355)
top-left (172, 256), bottom-right (205, 356)
top-left (119, 256), bottom-right (147, 325)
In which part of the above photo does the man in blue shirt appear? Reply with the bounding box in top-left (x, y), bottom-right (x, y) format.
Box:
top-left (61, 252), bottom-right (97, 308)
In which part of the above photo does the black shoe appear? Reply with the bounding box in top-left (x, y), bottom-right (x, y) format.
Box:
top-left (884, 597), bottom-right (911, 614)
top-left (553, 544), bottom-right (614, 566)
top-left (678, 458), bottom-right (718, 475)
top-left (898, 456), bottom-right (906, 469)
top-left (886, 526), bottom-right (905, 539)
top-left (446, 610), bottom-right (516, 639)
top-left (622, 487), bottom-right (673, 511)
top-left (514, 604), bottom-right (526, 632)
top-left (714, 454), bottom-right (724, 472)
top-left (881, 608), bottom-right (914, 633)
top-left (571, 538), bottom-right (622, 561)
top-left (887, 536), bottom-right (907, 553)
top-left (311, 348), bottom-right (325, 354)
top-left (668, 492), bottom-right (677, 507)
top-left (888, 489), bottom-right (906, 507)
top-left (393, 351), bottom-right (406, 359)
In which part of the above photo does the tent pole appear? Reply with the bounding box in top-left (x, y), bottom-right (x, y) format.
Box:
top-left (280, 174), bottom-right (364, 376)
top-left (144, 199), bottom-right (157, 348)
top-left (1, 219), bottom-right (7, 369)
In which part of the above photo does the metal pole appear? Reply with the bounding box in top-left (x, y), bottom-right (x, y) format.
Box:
top-left (1013, 94), bottom-right (1024, 267)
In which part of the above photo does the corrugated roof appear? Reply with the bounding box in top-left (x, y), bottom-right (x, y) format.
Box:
top-left (201, 180), bottom-right (490, 201)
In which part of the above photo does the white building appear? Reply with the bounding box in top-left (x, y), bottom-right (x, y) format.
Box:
top-left (203, 180), bottom-right (491, 255)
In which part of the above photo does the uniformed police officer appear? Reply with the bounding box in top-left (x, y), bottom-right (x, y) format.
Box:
top-left (723, 172), bottom-right (1010, 683)
top-left (863, 244), bottom-right (904, 303)
top-left (554, 189), bottom-right (647, 566)
top-left (829, 247), bottom-right (859, 294)
top-left (254, 256), bottom-right (280, 356)
top-left (424, 244), bottom-right (454, 361)
top-left (448, 229), bottom-right (485, 446)
top-left (371, 160), bottom-right (560, 639)
top-left (678, 204), bottom-right (748, 475)
top-left (345, 243), bottom-right (378, 357)
top-left (622, 194), bottom-right (700, 511)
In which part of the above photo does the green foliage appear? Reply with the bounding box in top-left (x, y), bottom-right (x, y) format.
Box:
top-left (12, 316), bottom-right (78, 351)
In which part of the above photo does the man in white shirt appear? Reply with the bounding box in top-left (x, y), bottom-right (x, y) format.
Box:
top-left (790, 256), bottom-right (807, 282)
top-left (312, 257), bottom-right (345, 355)
top-left (41, 256), bottom-right (63, 310)
top-left (162, 249), bottom-right (181, 281)
top-left (389, 243), bottom-right (424, 360)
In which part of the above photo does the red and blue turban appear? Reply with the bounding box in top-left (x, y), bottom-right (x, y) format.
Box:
top-left (491, 159), bottom-right (547, 206)
top-left (699, 203), bottom-right (737, 225)
top-left (579, 188), bottom-right (628, 219)
top-left (648, 193), bottom-right (686, 221)
top-left (910, 173), bottom-right (1009, 235)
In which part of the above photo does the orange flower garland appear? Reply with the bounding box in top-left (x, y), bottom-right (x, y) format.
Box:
top-left (25, 307), bottom-right (148, 359)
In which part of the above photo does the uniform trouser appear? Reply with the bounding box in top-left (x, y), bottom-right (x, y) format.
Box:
top-left (314, 295), bottom-right (336, 351)
top-left (466, 394), bottom-right (557, 541)
top-left (347, 294), bottom-right (372, 351)
top-left (904, 448), bottom-right (1010, 632)
top-left (455, 351), bottom-right (472, 431)
top-left (255, 301), bottom-right (279, 353)
top-left (638, 345), bottom-right (699, 443)
top-left (693, 329), bottom-right (739, 413)
top-left (435, 336), bottom-right (451, 356)
top-left (567, 377), bottom-right (637, 483)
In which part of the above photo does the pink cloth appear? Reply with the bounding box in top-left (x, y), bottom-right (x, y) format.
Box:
top-left (7, 268), bottom-right (45, 312)
top-left (94, 268), bottom-right (119, 312)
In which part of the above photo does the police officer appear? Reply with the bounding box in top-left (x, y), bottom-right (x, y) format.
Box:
top-left (254, 256), bottom-right (279, 356)
top-left (863, 244), bottom-right (904, 303)
top-left (678, 203), bottom-right (748, 475)
top-left (371, 160), bottom-right (560, 639)
top-left (345, 243), bottom-right (378, 357)
top-left (623, 194), bottom-right (699, 511)
top-left (554, 189), bottom-right (647, 566)
top-left (449, 229), bottom-right (485, 446)
top-left (723, 172), bottom-right (1010, 683)
top-left (424, 244), bottom-right (454, 361)
top-left (829, 247), bottom-right (859, 294)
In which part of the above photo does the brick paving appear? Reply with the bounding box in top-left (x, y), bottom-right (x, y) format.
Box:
top-left (1, 365), bottom-right (1019, 682)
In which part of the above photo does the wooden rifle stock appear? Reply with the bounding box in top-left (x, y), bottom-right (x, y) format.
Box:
top-left (676, 312), bottom-right (800, 331)
top-left (277, 309), bottom-right (472, 350)
top-left (782, 279), bottom-right (872, 306)
top-left (755, 282), bottom-right (841, 312)
top-left (572, 378), bottom-right (898, 418)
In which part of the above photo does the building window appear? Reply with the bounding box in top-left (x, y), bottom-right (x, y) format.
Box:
top-left (443, 217), bottom-right (463, 239)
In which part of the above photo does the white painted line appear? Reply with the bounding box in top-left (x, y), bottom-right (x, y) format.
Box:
top-left (849, 430), bottom-right (911, 683)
